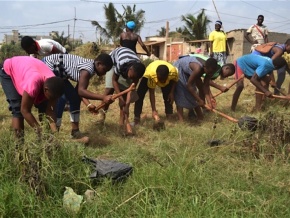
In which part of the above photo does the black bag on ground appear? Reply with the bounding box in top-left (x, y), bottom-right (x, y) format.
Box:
top-left (82, 156), bottom-right (133, 183)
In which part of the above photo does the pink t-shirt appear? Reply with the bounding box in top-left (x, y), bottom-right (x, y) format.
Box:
top-left (3, 56), bottom-right (55, 105)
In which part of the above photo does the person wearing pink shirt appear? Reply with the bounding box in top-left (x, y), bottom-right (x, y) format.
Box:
top-left (0, 56), bottom-right (64, 143)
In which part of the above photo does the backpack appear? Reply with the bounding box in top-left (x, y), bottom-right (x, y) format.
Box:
top-left (255, 42), bottom-right (277, 54)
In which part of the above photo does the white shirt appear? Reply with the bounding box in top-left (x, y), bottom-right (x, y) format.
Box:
top-left (36, 39), bottom-right (66, 56)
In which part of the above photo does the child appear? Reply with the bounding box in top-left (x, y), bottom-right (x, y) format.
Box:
top-left (105, 47), bottom-right (145, 129)
top-left (21, 36), bottom-right (67, 57)
top-left (0, 56), bottom-right (64, 143)
top-left (231, 54), bottom-right (287, 111)
top-left (173, 56), bottom-right (224, 122)
top-left (43, 53), bottom-right (113, 142)
top-left (133, 60), bottom-right (178, 124)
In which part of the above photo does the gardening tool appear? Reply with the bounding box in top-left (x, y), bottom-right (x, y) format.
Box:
top-left (94, 83), bottom-right (136, 112)
top-left (204, 105), bottom-right (258, 131)
top-left (274, 87), bottom-right (287, 96)
top-left (213, 75), bottom-right (245, 98)
top-left (152, 114), bottom-right (165, 131)
top-left (255, 91), bottom-right (290, 100)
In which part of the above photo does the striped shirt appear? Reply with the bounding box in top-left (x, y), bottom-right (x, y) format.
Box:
top-left (110, 47), bottom-right (140, 78)
top-left (43, 54), bottom-right (95, 81)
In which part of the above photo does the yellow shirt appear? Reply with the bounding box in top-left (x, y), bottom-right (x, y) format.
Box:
top-left (209, 30), bottom-right (227, 52)
top-left (143, 60), bottom-right (178, 89)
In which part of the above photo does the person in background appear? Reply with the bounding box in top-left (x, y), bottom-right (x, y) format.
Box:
top-left (231, 54), bottom-right (286, 112)
top-left (120, 21), bottom-right (151, 56)
top-left (43, 53), bottom-right (113, 143)
top-left (133, 60), bottom-right (178, 125)
top-left (21, 36), bottom-right (67, 57)
top-left (245, 15), bottom-right (268, 52)
top-left (0, 56), bottom-right (64, 144)
top-left (209, 20), bottom-right (228, 66)
top-left (252, 39), bottom-right (290, 95)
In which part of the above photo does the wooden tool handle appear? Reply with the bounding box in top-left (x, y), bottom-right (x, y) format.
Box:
top-left (94, 83), bottom-right (136, 112)
top-left (274, 87), bottom-right (286, 96)
top-left (204, 105), bottom-right (239, 123)
top-left (213, 75), bottom-right (244, 98)
top-left (255, 91), bottom-right (290, 100)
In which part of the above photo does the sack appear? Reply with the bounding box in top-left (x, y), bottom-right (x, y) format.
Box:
top-left (82, 156), bottom-right (133, 183)
top-left (255, 42), bottom-right (277, 54)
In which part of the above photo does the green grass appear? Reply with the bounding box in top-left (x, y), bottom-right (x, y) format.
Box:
top-left (1, 75), bottom-right (290, 217)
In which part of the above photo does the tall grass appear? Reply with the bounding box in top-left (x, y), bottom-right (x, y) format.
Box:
top-left (1, 75), bottom-right (290, 217)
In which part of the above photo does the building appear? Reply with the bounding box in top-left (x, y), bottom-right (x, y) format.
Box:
top-left (143, 29), bottom-right (290, 62)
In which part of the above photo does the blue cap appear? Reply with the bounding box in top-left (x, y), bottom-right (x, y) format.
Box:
top-left (126, 21), bottom-right (136, 30)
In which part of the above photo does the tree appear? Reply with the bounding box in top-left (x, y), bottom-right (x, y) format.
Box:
top-left (51, 31), bottom-right (74, 52)
top-left (91, 3), bottom-right (146, 45)
top-left (157, 27), bottom-right (166, 37)
top-left (180, 9), bottom-right (211, 41)
top-left (0, 43), bottom-right (26, 64)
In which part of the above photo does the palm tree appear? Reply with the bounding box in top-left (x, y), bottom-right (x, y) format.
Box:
top-left (51, 31), bottom-right (69, 47)
top-left (180, 9), bottom-right (211, 41)
top-left (157, 27), bottom-right (166, 37)
top-left (91, 3), bottom-right (146, 45)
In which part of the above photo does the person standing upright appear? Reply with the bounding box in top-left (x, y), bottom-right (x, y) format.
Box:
top-left (209, 20), bottom-right (228, 66)
top-left (245, 15), bottom-right (269, 52)
top-left (119, 21), bottom-right (151, 56)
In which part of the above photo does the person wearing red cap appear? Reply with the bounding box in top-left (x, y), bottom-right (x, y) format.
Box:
top-left (209, 20), bottom-right (228, 66)
top-left (119, 21), bottom-right (151, 56)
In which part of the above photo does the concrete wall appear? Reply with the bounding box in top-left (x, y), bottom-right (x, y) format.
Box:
top-left (227, 29), bottom-right (290, 62)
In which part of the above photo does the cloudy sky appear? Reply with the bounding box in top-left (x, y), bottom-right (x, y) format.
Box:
top-left (1, 0), bottom-right (289, 43)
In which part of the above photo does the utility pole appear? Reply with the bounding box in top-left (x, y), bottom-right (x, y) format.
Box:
top-left (164, 21), bottom-right (169, 61)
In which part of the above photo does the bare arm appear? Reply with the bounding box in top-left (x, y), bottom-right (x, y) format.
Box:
top-left (244, 32), bottom-right (256, 44)
top-left (137, 35), bottom-right (151, 56)
top-left (149, 88), bottom-right (157, 112)
top-left (264, 35), bottom-right (268, 43)
top-left (21, 92), bottom-right (41, 133)
top-left (168, 80), bottom-right (177, 104)
top-left (78, 70), bottom-right (112, 104)
top-left (271, 47), bottom-right (284, 60)
top-left (186, 63), bottom-right (204, 106)
top-left (203, 75), bottom-right (214, 108)
top-left (250, 73), bottom-right (272, 96)
top-left (45, 99), bottom-right (58, 132)
top-left (209, 80), bottom-right (228, 92)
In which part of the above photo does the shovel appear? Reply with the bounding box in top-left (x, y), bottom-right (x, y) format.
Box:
top-left (204, 105), bottom-right (258, 131)
top-left (94, 83), bottom-right (136, 112)
top-left (255, 91), bottom-right (290, 100)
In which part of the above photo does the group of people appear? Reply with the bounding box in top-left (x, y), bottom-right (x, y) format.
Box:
top-left (208, 15), bottom-right (290, 111)
top-left (1, 18), bottom-right (290, 145)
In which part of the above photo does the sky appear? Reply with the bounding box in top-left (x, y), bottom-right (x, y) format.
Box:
top-left (1, 0), bottom-right (290, 43)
